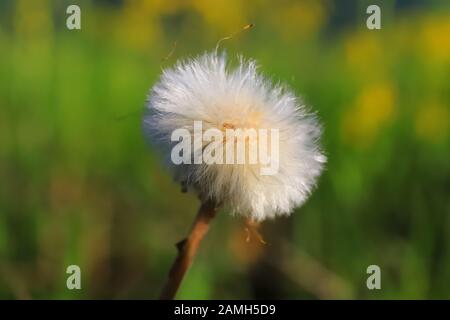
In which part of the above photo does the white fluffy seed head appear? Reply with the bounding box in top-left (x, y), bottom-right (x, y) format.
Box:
top-left (143, 52), bottom-right (326, 221)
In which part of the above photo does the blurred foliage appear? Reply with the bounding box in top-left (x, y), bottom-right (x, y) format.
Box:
top-left (0, 0), bottom-right (449, 299)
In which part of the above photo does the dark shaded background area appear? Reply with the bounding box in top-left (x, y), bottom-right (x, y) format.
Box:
top-left (0, 0), bottom-right (449, 299)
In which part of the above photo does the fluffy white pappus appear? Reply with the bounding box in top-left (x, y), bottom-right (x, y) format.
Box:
top-left (143, 51), bottom-right (326, 221)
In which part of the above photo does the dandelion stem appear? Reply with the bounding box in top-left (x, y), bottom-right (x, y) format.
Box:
top-left (159, 200), bottom-right (218, 300)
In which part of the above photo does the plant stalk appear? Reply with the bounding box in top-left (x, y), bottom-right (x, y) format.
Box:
top-left (159, 200), bottom-right (217, 300)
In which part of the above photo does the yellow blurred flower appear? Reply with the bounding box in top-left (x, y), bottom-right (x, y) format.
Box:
top-left (191, 0), bottom-right (247, 33)
top-left (270, 0), bottom-right (327, 40)
top-left (420, 16), bottom-right (450, 64)
top-left (345, 31), bottom-right (384, 77)
top-left (342, 83), bottom-right (396, 147)
top-left (114, 1), bottom-right (161, 52)
top-left (415, 101), bottom-right (449, 143)
top-left (14, 0), bottom-right (53, 44)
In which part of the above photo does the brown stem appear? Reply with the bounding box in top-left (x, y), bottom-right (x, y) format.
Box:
top-left (159, 200), bottom-right (218, 300)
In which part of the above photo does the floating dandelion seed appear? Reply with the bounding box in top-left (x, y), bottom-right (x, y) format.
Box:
top-left (143, 51), bottom-right (326, 299)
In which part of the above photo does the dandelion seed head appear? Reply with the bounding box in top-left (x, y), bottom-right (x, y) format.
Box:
top-left (144, 52), bottom-right (326, 221)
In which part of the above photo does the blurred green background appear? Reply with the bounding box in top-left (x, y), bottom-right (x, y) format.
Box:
top-left (0, 0), bottom-right (449, 299)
